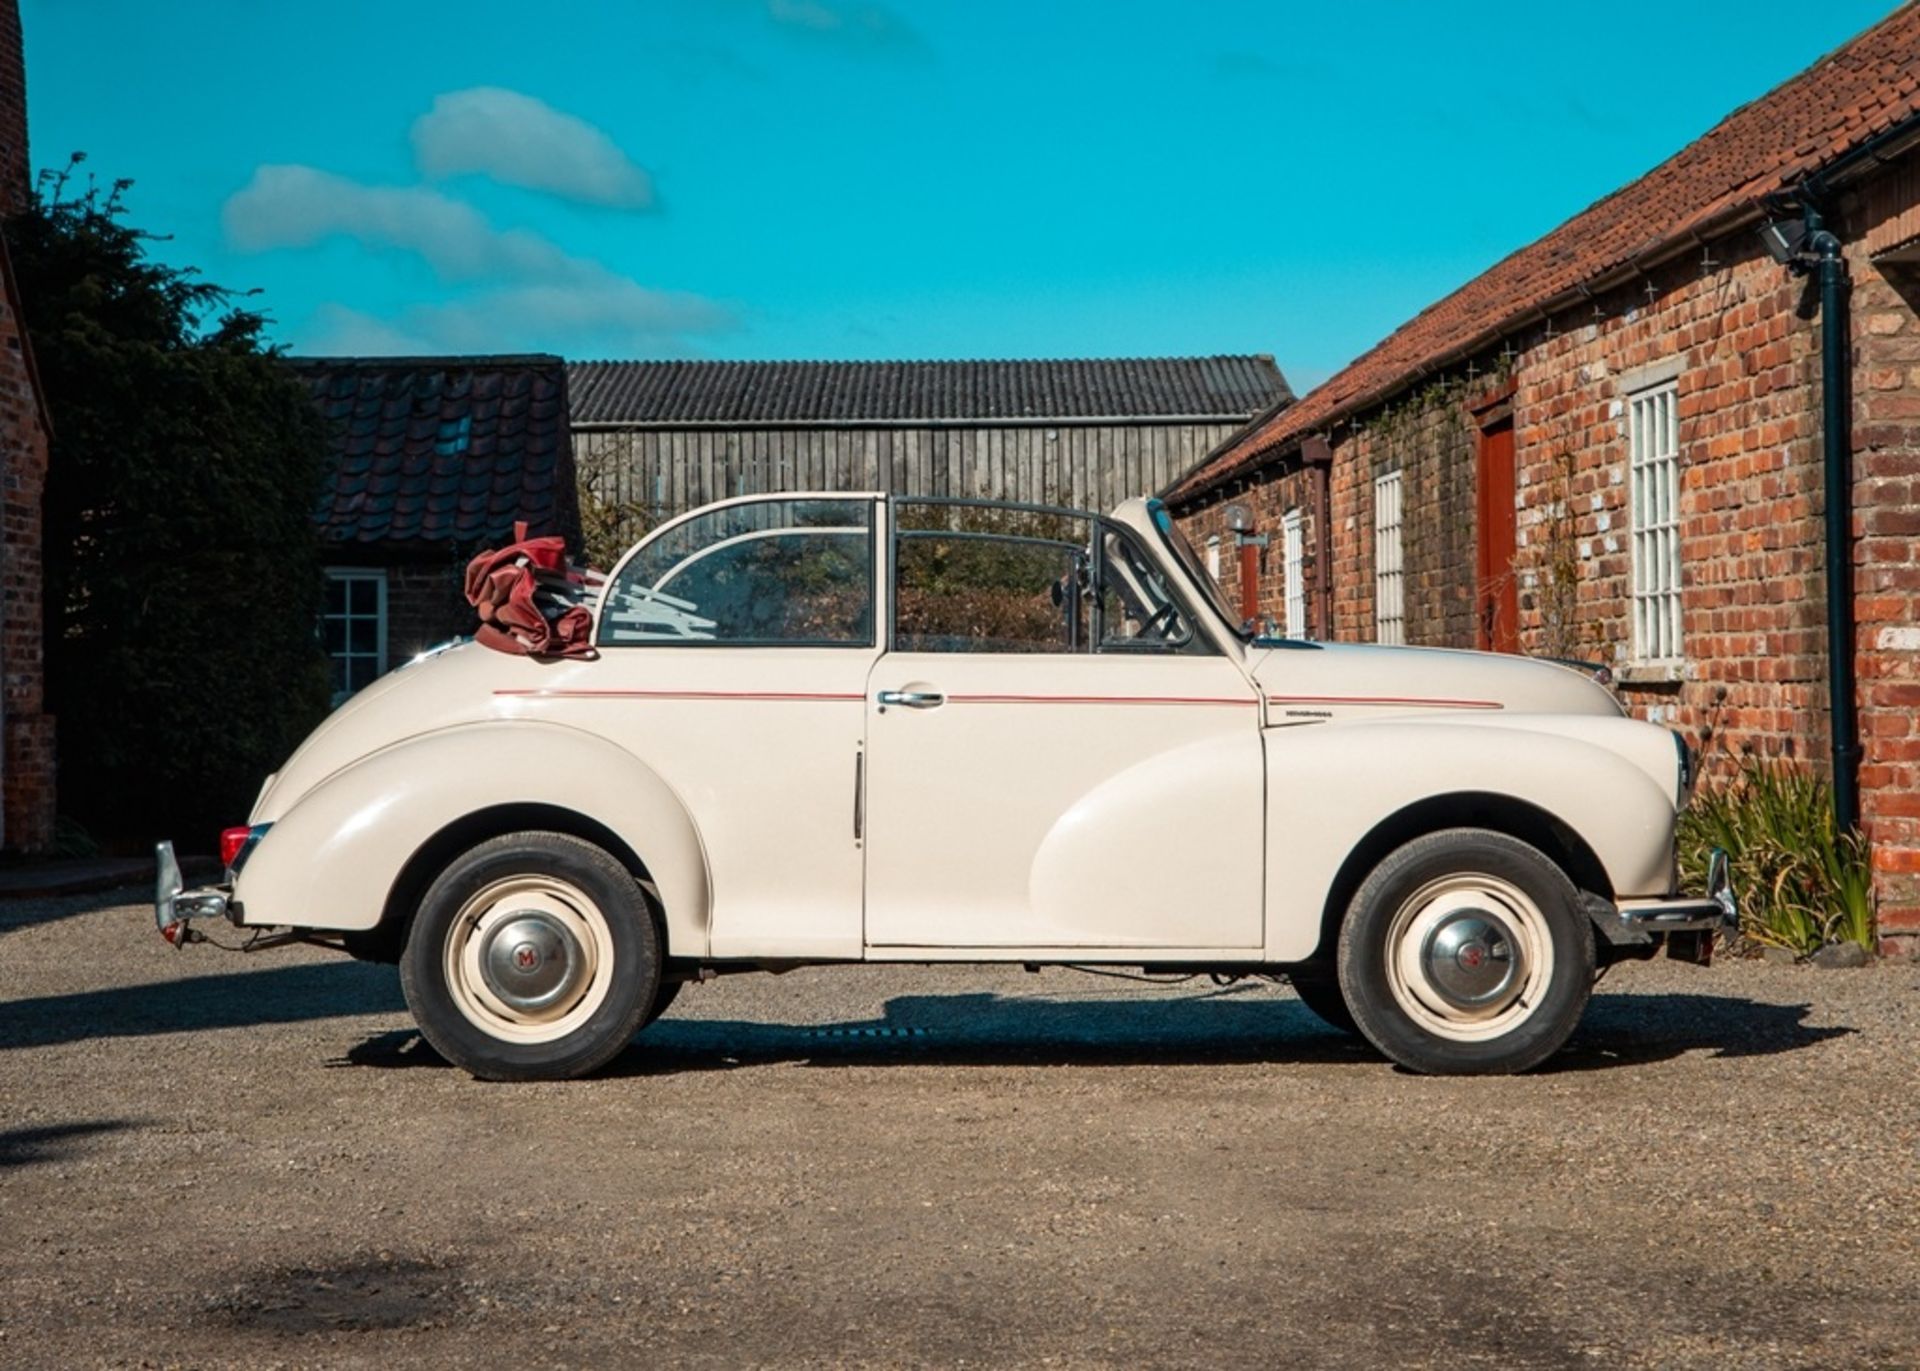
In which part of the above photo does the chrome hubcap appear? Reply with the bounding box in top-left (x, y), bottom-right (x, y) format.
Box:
top-left (1419, 909), bottom-right (1522, 1012)
top-left (480, 911), bottom-right (587, 1014)
top-left (1384, 873), bottom-right (1555, 1043)
top-left (443, 875), bottom-right (613, 1045)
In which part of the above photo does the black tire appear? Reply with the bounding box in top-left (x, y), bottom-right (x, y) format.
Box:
top-left (1337, 828), bottom-right (1594, 1076)
top-left (399, 832), bottom-right (661, 1082)
top-left (643, 977), bottom-right (683, 1027)
top-left (1286, 961), bottom-right (1358, 1035)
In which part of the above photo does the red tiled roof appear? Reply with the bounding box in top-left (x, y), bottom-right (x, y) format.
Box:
top-left (1171, 3), bottom-right (1920, 504)
top-left (294, 355), bottom-right (580, 552)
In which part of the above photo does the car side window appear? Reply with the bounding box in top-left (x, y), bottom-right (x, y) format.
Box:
top-left (598, 499), bottom-right (875, 647)
top-left (894, 503), bottom-right (1093, 654)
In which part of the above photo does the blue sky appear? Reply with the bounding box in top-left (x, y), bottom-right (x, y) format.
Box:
top-left (23, 0), bottom-right (1900, 390)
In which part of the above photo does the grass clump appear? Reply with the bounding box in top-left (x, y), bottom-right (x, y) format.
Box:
top-left (1679, 760), bottom-right (1874, 957)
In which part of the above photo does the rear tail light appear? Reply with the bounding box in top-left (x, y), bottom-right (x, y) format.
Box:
top-left (220, 823), bottom-right (271, 873)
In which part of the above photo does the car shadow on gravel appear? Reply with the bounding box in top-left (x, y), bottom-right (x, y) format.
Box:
top-left (0, 962), bottom-right (405, 1049)
top-left (0, 1119), bottom-right (140, 1170)
top-left (333, 987), bottom-right (1850, 1078)
top-left (1548, 990), bottom-right (1855, 1071)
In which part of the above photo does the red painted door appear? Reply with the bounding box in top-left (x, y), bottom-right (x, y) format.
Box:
top-left (1475, 418), bottom-right (1519, 653)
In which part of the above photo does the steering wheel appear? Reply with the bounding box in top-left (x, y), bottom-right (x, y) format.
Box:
top-left (1139, 602), bottom-right (1181, 640)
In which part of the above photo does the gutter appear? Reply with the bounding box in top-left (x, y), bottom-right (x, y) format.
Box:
top-left (1806, 211), bottom-right (1860, 833)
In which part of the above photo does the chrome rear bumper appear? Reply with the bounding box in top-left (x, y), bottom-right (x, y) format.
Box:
top-left (154, 841), bottom-right (234, 947)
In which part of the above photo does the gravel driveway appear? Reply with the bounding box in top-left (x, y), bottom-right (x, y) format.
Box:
top-left (2, 890), bottom-right (1917, 1369)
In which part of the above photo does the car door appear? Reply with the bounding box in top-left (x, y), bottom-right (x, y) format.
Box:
top-left (862, 503), bottom-right (1265, 951)
top-left (582, 494), bottom-right (882, 961)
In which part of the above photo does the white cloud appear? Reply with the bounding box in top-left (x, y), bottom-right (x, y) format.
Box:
top-left (763, 0), bottom-right (927, 52)
top-left (389, 280), bottom-right (735, 355)
top-left (297, 284), bottom-right (732, 358)
top-left (225, 164), bottom-right (735, 356)
top-left (223, 165), bottom-right (580, 281)
top-left (300, 304), bottom-right (439, 357)
top-left (410, 87), bottom-right (656, 210)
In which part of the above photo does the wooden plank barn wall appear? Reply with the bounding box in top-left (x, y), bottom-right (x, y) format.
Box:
top-left (568, 358), bottom-right (1293, 547)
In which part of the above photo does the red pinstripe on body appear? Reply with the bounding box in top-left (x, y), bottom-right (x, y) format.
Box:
top-left (1265, 694), bottom-right (1503, 710)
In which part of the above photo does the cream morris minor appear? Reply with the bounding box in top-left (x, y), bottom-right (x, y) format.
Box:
top-left (155, 493), bottom-right (1735, 1080)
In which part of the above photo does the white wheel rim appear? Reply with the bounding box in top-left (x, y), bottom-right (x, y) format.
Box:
top-left (442, 875), bottom-right (614, 1045)
top-left (1383, 873), bottom-right (1554, 1043)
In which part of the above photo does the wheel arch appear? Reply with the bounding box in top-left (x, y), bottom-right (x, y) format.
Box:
top-left (350, 803), bottom-right (666, 964)
top-left (234, 721), bottom-right (712, 958)
top-left (1310, 792), bottom-right (1612, 963)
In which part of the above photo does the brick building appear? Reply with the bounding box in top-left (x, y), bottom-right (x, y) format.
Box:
top-left (295, 355), bottom-right (581, 704)
top-left (0, 0), bottom-right (53, 849)
top-left (1169, 7), bottom-right (1920, 952)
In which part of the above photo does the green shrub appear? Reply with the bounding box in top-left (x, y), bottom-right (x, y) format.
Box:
top-left (1679, 760), bottom-right (1874, 956)
top-left (13, 163), bottom-right (331, 844)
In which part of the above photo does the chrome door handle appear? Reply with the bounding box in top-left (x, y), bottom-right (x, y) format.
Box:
top-left (877, 689), bottom-right (945, 709)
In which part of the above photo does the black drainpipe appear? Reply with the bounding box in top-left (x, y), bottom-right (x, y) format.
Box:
top-left (1804, 203), bottom-right (1861, 833)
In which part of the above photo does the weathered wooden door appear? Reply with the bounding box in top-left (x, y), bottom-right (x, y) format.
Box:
top-left (1475, 417), bottom-right (1519, 652)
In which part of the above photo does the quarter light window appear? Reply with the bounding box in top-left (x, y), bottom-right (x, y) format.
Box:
top-left (1373, 472), bottom-right (1404, 645)
top-left (1629, 380), bottom-right (1683, 664)
top-left (1281, 507), bottom-right (1306, 640)
top-left (599, 499), bottom-right (875, 647)
top-left (324, 569), bottom-right (387, 705)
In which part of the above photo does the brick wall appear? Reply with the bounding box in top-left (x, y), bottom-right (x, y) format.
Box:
top-left (0, 0), bottom-right (52, 850)
top-left (1851, 164), bottom-right (1920, 944)
top-left (1180, 464), bottom-right (1325, 636)
top-left (1173, 148), bottom-right (1920, 953)
top-left (0, 0), bottom-right (24, 218)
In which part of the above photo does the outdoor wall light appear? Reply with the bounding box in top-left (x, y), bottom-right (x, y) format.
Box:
top-left (1760, 216), bottom-right (1810, 268)
top-left (1223, 502), bottom-right (1255, 534)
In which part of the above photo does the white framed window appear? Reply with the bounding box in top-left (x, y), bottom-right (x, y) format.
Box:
top-left (1373, 471), bottom-right (1404, 645)
top-left (1629, 380), bottom-right (1682, 664)
top-left (1205, 534), bottom-right (1221, 581)
top-left (324, 568), bottom-right (388, 705)
top-left (1281, 507), bottom-right (1306, 639)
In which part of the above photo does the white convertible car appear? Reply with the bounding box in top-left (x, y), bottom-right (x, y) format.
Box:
top-left (156, 494), bottom-right (1733, 1079)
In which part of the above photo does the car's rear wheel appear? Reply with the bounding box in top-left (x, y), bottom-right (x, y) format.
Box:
top-left (1337, 828), bottom-right (1594, 1075)
top-left (400, 832), bottom-right (660, 1081)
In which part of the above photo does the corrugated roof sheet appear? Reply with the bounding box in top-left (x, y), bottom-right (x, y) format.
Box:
top-left (1171, 3), bottom-right (1920, 503)
top-left (567, 356), bottom-right (1292, 425)
top-left (293, 354), bottom-right (580, 549)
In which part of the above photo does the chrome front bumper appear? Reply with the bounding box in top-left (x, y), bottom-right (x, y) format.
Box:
top-left (154, 841), bottom-right (234, 946)
top-left (1615, 848), bottom-right (1740, 934)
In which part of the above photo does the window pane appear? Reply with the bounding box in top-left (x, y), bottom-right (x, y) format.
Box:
top-left (346, 577), bottom-right (375, 615)
top-left (1628, 381), bottom-right (1682, 663)
top-left (324, 618), bottom-right (347, 654)
top-left (348, 617), bottom-right (379, 654)
top-left (326, 577), bottom-right (349, 614)
top-left (896, 533), bottom-right (1086, 653)
top-left (600, 499), bottom-right (874, 646)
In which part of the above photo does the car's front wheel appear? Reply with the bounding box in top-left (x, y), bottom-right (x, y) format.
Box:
top-left (1337, 829), bottom-right (1594, 1075)
top-left (400, 832), bottom-right (660, 1081)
